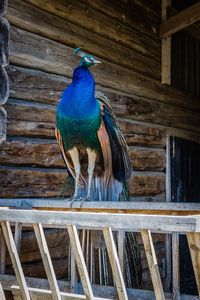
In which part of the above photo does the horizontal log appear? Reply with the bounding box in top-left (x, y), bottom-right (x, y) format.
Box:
top-left (0, 18), bottom-right (9, 66)
top-left (6, 0), bottom-right (160, 80)
top-left (129, 173), bottom-right (165, 196)
top-left (0, 166), bottom-right (72, 198)
top-left (5, 97), bottom-right (167, 147)
top-left (8, 65), bottom-right (67, 105)
top-left (0, 165), bottom-right (164, 198)
top-left (23, 0), bottom-right (160, 61)
top-left (8, 26), bottom-right (200, 112)
top-left (7, 66), bottom-right (200, 134)
top-left (0, 139), bottom-right (64, 168)
top-left (80, 0), bottom-right (160, 40)
top-left (129, 148), bottom-right (165, 171)
top-left (0, 138), bottom-right (165, 172)
top-left (0, 66), bottom-right (9, 104)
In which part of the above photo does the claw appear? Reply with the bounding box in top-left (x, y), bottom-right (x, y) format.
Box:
top-left (80, 196), bottom-right (91, 208)
top-left (68, 196), bottom-right (83, 208)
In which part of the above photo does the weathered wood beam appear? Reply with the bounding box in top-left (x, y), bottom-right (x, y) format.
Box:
top-left (11, 285), bottom-right (110, 300)
top-left (172, 233), bottom-right (180, 300)
top-left (1, 221), bottom-right (30, 300)
top-left (0, 209), bottom-right (199, 233)
top-left (186, 233), bottom-right (200, 297)
top-left (103, 227), bottom-right (128, 300)
top-left (33, 223), bottom-right (62, 300)
top-left (161, 0), bottom-right (171, 85)
top-left (67, 225), bottom-right (94, 300)
top-left (141, 229), bottom-right (165, 300)
top-left (160, 2), bottom-right (200, 38)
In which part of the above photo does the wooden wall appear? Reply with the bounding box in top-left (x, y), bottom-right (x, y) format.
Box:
top-left (1, 0), bottom-right (200, 201)
top-left (1, 0), bottom-right (200, 291)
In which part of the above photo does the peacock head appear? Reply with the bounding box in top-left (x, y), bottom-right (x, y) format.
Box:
top-left (73, 48), bottom-right (101, 68)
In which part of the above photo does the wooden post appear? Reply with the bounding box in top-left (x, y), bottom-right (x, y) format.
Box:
top-left (186, 232), bottom-right (200, 296)
top-left (14, 223), bottom-right (22, 254)
top-left (0, 280), bottom-right (6, 300)
top-left (0, 227), bottom-right (6, 274)
top-left (1, 221), bottom-right (30, 300)
top-left (67, 225), bottom-right (94, 300)
top-left (103, 227), bottom-right (128, 300)
top-left (172, 233), bottom-right (180, 300)
top-left (33, 223), bottom-right (62, 300)
top-left (118, 230), bottom-right (125, 275)
top-left (161, 0), bottom-right (171, 85)
top-left (141, 229), bottom-right (165, 300)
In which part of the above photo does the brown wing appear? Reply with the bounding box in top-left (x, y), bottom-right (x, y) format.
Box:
top-left (55, 127), bottom-right (86, 187)
top-left (96, 91), bottom-right (132, 183)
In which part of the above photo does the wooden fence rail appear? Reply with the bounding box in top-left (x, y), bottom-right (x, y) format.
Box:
top-left (0, 206), bottom-right (199, 299)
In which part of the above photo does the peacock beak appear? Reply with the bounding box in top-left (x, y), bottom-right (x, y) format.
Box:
top-left (93, 59), bottom-right (101, 64)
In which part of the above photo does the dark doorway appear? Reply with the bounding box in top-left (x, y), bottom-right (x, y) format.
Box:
top-left (170, 136), bottom-right (200, 295)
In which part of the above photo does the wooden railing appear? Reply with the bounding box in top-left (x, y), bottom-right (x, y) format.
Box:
top-left (0, 202), bottom-right (199, 300)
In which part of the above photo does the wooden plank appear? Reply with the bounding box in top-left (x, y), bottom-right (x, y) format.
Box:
top-left (12, 285), bottom-right (110, 300)
top-left (160, 2), bottom-right (200, 38)
top-left (172, 233), bottom-right (180, 300)
top-left (117, 230), bottom-right (125, 274)
top-left (1, 221), bottom-right (30, 300)
top-left (0, 209), bottom-right (200, 233)
top-left (1, 274), bottom-right (200, 300)
top-left (186, 232), bottom-right (200, 296)
top-left (14, 223), bottom-right (22, 253)
top-left (141, 229), bottom-right (165, 300)
top-left (67, 225), bottom-right (94, 300)
top-left (103, 227), bottom-right (128, 300)
top-left (0, 227), bottom-right (6, 273)
top-left (0, 281), bottom-right (6, 300)
top-left (33, 223), bottom-right (62, 300)
top-left (161, 0), bottom-right (171, 85)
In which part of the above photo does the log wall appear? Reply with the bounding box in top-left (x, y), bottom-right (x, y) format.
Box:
top-left (0, 0), bottom-right (200, 292)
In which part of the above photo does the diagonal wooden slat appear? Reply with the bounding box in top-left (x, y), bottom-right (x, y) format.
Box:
top-left (186, 232), bottom-right (200, 297)
top-left (1, 221), bottom-right (30, 300)
top-left (141, 229), bottom-right (165, 300)
top-left (33, 223), bottom-right (62, 300)
top-left (0, 280), bottom-right (6, 300)
top-left (67, 225), bottom-right (94, 300)
top-left (103, 227), bottom-right (128, 300)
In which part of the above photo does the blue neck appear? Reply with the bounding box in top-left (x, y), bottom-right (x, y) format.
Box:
top-left (58, 66), bottom-right (99, 119)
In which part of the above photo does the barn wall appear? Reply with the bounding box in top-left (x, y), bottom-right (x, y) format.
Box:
top-left (1, 0), bottom-right (200, 291)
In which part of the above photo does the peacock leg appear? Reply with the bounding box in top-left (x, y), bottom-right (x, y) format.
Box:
top-left (80, 148), bottom-right (97, 207)
top-left (68, 147), bottom-right (82, 206)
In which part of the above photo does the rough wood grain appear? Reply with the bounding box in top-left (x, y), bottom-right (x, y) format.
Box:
top-left (6, 0), bottom-right (160, 80)
top-left (0, 139), bottom-right (165, 171)
top-left (0, 166), bottom-right (72, 198)
top-left (129, 173), bottom-right (165, 197)
top-left (23, 0), bottom-right (160, 61)
top-left (8, 26), bottom-right (200, 112)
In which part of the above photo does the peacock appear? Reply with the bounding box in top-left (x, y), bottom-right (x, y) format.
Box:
top-left (55, 48), bottom-right (142, 288)
top-left (55, 48), bottom-right (132, 204)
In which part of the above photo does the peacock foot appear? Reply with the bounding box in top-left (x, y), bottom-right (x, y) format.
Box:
top-left (68, 196), bottom-right (83, 208)
top-left (80, 196), bottom-right (91, 208)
